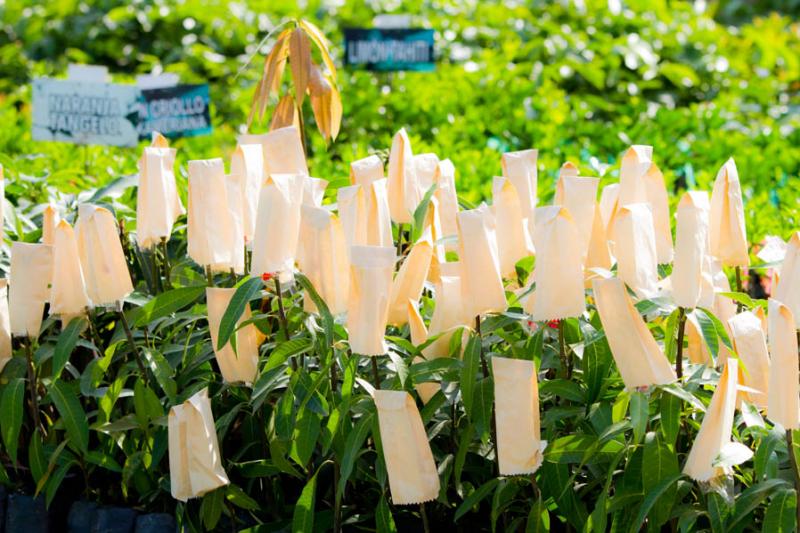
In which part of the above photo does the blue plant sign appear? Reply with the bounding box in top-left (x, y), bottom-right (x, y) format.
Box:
top-left (138, 84), bottom-right (212, 140)
top-left (344, 28), bottom-right (435, 72)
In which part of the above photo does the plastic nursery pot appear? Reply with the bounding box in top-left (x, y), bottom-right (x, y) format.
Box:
top-left (134, 513), bottom-right (177, 533)
top-left (5, 493), bottom-right (49, 533)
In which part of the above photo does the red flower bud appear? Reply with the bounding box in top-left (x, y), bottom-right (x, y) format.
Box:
top-left (261, 272), bottom-right (274, 282)
top-left (547, 319), bottom-right (560, 329)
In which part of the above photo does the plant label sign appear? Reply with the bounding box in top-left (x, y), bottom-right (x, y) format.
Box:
top-left (32, 78), bottom-right (140, 147)
top-left (32, 78), bottom-right (212, 146)
top-left (344, 28), bottom-right (435, 72)
top-left (138, 84), bottom-right (212, 140)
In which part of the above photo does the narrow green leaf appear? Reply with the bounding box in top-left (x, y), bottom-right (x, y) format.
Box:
top-left (660, 392), bottom-right (681, 447)
top-left (132, 285), bottom-right (206, 327)
top-left (292, 468), bottom-right (318, 533)
top-left (762, 489), bottom-right (797, 533)
top-left (217, 277), bottom-right (263, 350)
top-left (627, 474), bottom-right (682, 533)
top-left (200, 487), bottom-right (224, 530)
top-left (53, 318), bottom-right (86, 379)
top-left (641, 432), bottom-right (679, 528)
top-left (455, 478), bottom-right (499, 521)
top-left (290, 409), bottom-right (321, 469)
top-left (630, 391), bottom-right (648, 444)
top-left (49, 380), bottom-right (89, 454)
top-left (376, 494), bottom-right (397, 532)
top-left (411, 183), bottom-right (437, 242)
top-left (728, 479), bottom-right (789, 530)
top-left (337, 411), bottom-right (374, 499)
top-left (461, 334), bottom-right (481, 416)
top-left (0, 378), bottom-right (25, 462)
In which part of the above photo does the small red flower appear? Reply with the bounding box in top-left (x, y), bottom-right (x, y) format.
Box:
top-left (547, 319), bottom-right (560, 329)
top-left (261, 272), bottom-right (274, 282)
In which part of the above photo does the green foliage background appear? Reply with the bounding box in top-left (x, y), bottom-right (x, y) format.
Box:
top-left (0, 0), bottom-right (798, 240)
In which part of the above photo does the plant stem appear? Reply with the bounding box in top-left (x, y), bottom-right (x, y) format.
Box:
top-left (676, 307), bottom-right (687, 379)
top-left (296, 102), bottom-right (307, 155)
top-left (117, 310), bottom-right (148, 384)
top-left (160, 237), bottom-right (172, 289)
top-left (86, 308), bottom-right (104, 357)
top-left (420, 502), bottom-right (430, 533)
top-left (274, 277), bottom-right (295, 371)
top-left (24, 341), bottom-right (45, 436)
top-left (205, 266), bottom-right (214, 287)
top-left (229, 268), bottom-right (237, 286)
top-left (396, 223), bottom-right (405, 258)
top-left (151, 248), bottom-right (161, 294)
top-left (475, 315), bottom-right (489, 378)
top-left (558, 320), bottom-right (568, 379)
top-left (787, 429), bottom-right (800, 527)
top-left (371, 357), bottom-right (380, 389)
top-left (735, 266), bottom-right (743, 312)
top-left (333, 461), bottom-right (342, 533)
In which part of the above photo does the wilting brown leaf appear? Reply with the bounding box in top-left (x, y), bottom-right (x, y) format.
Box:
top-left (299, 19), bottom-right (337, 83)
top-left (289, 27), bottom-right (312, 107)
top-left (270, 95), bottom-right (298, 131)
top-left (330, 82), bottom-right (342, 141)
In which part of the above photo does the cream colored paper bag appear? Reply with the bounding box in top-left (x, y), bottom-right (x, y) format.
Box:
top-left (9, 242), bottom-right (54, 337)
top-left (75, 204), bottom-right (134, 306)
top-left (501, 149), bottom-right (537, 220)
top-left (407, 300), bottom-right (440, 404)
top-left (613, 203), bottom-right (659, 299)
top-left (297, 205), bottom-right (349, 315)
top-left (599, 183), bottom-right (620, 233)
top-left (42, 204), bottom-right (59, 246)
top-left (250, 174), bottom-right (304, 282)
top-left (187, 159), bottom-right (236, 272)
top-left (425, 272), bottom-right (470, 358)
top-left (527, 206), bottom-right (585, 321)
top-left (728, 311), bottom-right (770, 409)
top-left (224, 176), bottom-right (246, 274)
top-left (644, 163), bottom-right (674, 263)
top-left (585, 203), bottom-right (612, 279)
top-left (554, 175), bottom-right (600, 263)
top-left (619, 145), bottom-right (652, 205)
top-left (686, 313), bottom-right (711, 365)
top-left (347, 246), bottom-right (396, 355)
top-left (229, 143), bottom-right (264, 242)
top-left (373, 390), bottom-right (440, 505)
top-left (492, 177), bottom-right (533, 278)
top-left (672, 192), bottom-right (710, 309)
top-left (137, 145), bottom-right (184, 248)
top-left (0, 280), bottom-right (11, 372)
top-left (350, 155), bottom-right (384, 187)
top-left (774, 232), bottom-right (800, 327)
top-left (457, 205), bottom-right (507, 318)
top-left (434, 159), bottom-right (460, 249)
top-left (709, 158), bottom-right (749, 267)
top-left (683, 359), bottom-right (740, 482)
top-left (50, 220), bottom-right (91, 320)
top-left (388, 232), bottom-right (433, 325)
top-left (387, 128), bottom-right (422, 224)
top-left (492, 356), bottom-right (546, 475)
top-left (337, 180), bottom-right (393, 251)
top-left (302, 177), bottom-right (328, 207)
top-left (206, 288), bottom-right (259, 385)
top-left (592, 277), bottom-right (676, 389)
top-left (414, 153), bottom-right (440, 192)
top-left (767, 299), bottom-right (799, 429)
top-left (261, 126), bottom-right (309, 176)
top-left (168, 389), bottom-right (230, 501)
top-left (337, 184), bottom-right (367, 255)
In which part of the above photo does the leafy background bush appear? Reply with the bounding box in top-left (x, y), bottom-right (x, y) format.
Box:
top-left (0, 0), bottom-right (798, 531)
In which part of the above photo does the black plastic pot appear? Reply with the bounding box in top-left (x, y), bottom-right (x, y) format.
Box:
top-left (134, 513), bottom-right (176, 533)
top-left (67, 501), bottom-right (99, 532)
top-left (5, 493), bottom-right (49, 533)
top-left (91, 506), bottom-right (138, 533)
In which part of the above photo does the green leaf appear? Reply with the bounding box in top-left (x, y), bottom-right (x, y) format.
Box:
top-left (762, 489), bottom-right (797, 533)
top-left (545, 435), bottom-right (625, 464)
top-left (53, 317), bottom-right (86, 379)
top-left (0, 378), bottom-right (25, 462)
top-left (461, 334), bottom-right (481, 416)
top-left (660, 392), bottom-right (681, 447)
top-left (411, 183), bottom-right (437, 242)
top-left (707, 492), bottom-right (729, 533)
top-left (728, 479), bottom-right (790, 530)
top-left (630, 391), bottom-right (648, 444)
top-left (376, 494), bottom-right (397, 532)
top-left (290, 409), bottom-right (321, 469)
top-left (719, 291), bottom-right (760, 310)
top-left (583, 336), bottom-right (612, 404)
top-left (132, 285), bottom-right (206, 327)
top-left (267, 338), bottom-right (312, 372)
top-left (295, 272), bottom-right (335, 349)
top-left (525, 493), bottom-right (549, 533)
top-left (455, 478), bottom-right (499, 521)
top-left (217, 277), bottom-right (263, 350)
top-left (337, 411), bottom-right (374, 499)
top-left (142, 349), bottom-right (177, 403)
top-left (49, 379), bottom-right (89, 454)
top-left (200, 487), bottom-right (224, 531)
top-left (292, 468), bottom-right (319, 533)
top-left (627, 474), bottom-right (683, 533)
top-left (133, 381), bottom-right (163, 428)
top-left (692, 308), bottom-right (719, 360)
top-left (45, 459), bottom-right (75, 508)
top-left (28, 431), bottom-right (46, 484)
top-left (226, 484), bottom-right (260, 510)
top-left (473, 377), bottom-right (494, 443)
top-left (642, 432), bottom-right (679, 528)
